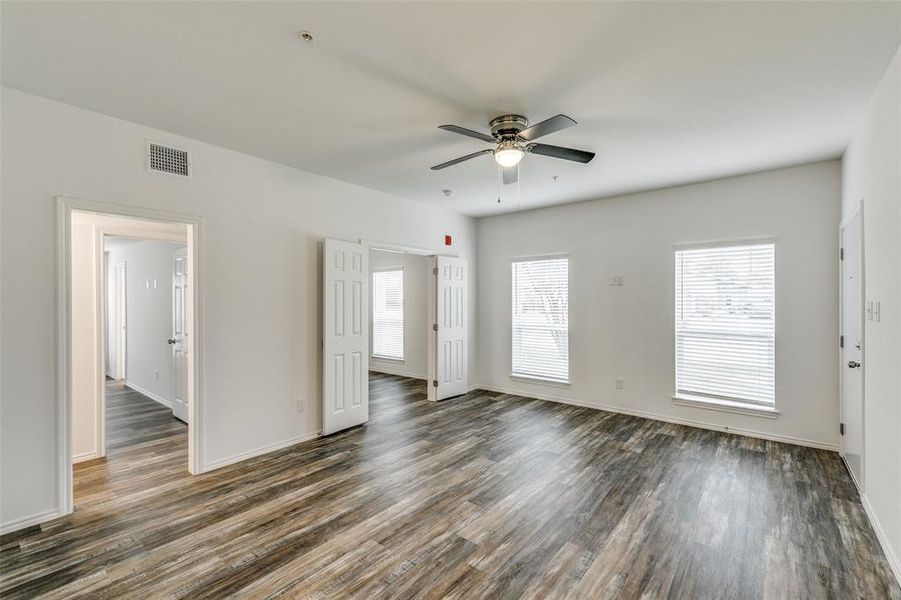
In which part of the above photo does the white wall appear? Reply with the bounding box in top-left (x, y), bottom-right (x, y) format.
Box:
top-left (106, 239), bottom-right (186, 405)
top-left (0, 87), bottom-right (477, 531)
top-left (478, 161), bottom-right (841, 448)
top-left (842, 45), bottom-right (901, 582)
top-left (369, 250), bottom-right (430, 380)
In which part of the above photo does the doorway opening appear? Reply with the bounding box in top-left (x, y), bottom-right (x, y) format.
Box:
top-left (366, 242), bottom-right (467, 403)
top-left (320, 238), bottom-right (467, 436)
top-left (369, 249), bottom-right (430, 383)
top-left (58, 197), bottom-right (203, 516)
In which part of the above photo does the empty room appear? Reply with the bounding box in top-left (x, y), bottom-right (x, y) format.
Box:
top-left (1, 2), bottom-right (899, 598)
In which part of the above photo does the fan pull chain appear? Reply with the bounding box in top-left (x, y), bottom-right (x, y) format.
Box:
top-left (516, 164), bottom-right (521, 210)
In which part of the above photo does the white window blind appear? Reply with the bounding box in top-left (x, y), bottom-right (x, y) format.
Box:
top-left (512, 257), bottom-right (569, 383)
top-left (372, 269), bottom-right (404, 360)
top-left (675, 242), bottom-right (775, 406)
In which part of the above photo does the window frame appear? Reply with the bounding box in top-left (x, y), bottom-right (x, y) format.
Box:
top-left (510, 254), bottom-right (571, 385)
top-left (672, 238), bottom-right (778, 416)
top-left (371, 266), bottom-right (405, 363)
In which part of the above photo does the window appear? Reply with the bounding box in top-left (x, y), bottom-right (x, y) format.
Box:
top-left (675, 242), bottom-right (775, 407)
top-left (372, 269), bottom-right (404, 360)
top-left (512, 257), bottom-right (569, 383)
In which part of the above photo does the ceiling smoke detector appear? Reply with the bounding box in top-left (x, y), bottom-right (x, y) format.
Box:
top-left (297, 31), bottom-right (314, 43)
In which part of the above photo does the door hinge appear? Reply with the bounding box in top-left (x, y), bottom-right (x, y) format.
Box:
top-left (433, 323), bottom-right (438, 332)
top-left (432, 380), bottom-right (438, 388)
top-left (840, 335), bottom-right (844, 348)
top-left (433, 267), bottom-right (439, 275)
top-left (840, 423), bottom-right (845, 436)
top-left (840, 248), bottom-right (844, 261)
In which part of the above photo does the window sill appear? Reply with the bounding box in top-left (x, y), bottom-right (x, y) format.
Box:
top-left (672, 394), bottom-right (779, 419)
top-left (510, 374), bottom-right (570, 388)
top-left (372, 356), bottom-right (405, 364)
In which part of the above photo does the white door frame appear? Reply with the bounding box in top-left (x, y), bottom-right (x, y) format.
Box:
top-left (839, 199), bottom-right (865, 490)
top-left (93, 227), bottom-right (188, 459)
top-left (56, 195), bottom-right (205, 516)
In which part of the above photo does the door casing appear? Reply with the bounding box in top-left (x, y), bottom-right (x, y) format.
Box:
top-left (57, 196), bottom-right (204, 518)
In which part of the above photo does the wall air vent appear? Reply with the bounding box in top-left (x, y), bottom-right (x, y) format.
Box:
top-left (147, 141), bottom-right (190, 178)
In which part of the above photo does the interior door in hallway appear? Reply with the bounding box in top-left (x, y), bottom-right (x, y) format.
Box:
top-left (322, 239), bottom-right (369, 435)
top-left (171, 248), bottom-right (189, 423)
top-left (840, 208), bottom-right (863, 487)
top-left (430, 256), bottom-right (467, 400)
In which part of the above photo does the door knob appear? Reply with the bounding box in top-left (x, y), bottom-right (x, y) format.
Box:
top-left (848, 360), bottom-right (861, 369)
top-left (167, 338), bottom-right (176, 345)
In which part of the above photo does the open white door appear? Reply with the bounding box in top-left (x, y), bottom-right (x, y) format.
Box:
top-left (430, 256), bottom-right (467, 401)
top-left (170, 248), bottom-right (189, 423)
top-left (322, 239), bottom-right (369, 435)
top-left (840, 208), bottom-right (864, 487)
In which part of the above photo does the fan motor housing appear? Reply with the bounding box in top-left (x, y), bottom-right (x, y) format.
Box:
top-left (489, 114), bottom-right (529, 139)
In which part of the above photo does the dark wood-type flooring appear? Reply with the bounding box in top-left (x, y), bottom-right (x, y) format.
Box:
top-left (2, 374), bottom-right (899, 598)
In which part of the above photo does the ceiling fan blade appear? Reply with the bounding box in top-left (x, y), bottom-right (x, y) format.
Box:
top-left (438, 124), bottom-right (495, 143)
top-left (517, 114), bottom-right (577, 141)
top-left (430, 149), bottom-right (493, 170)
top-left (502, 164), bottom-right (518, 185)
top-left (526, 143), bottom-right (595, 164)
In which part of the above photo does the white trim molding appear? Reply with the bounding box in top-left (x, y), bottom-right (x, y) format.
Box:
top-left (861, 493), bottom-right (901, 587)
top-left (73, 451), bottom-right (100, 464)
top-left (125, 382), bottom-right (174, 410)
top-left (672, 394), bottom-right (780, 419)
top-left (369, 365), bottom-right (427, 381)
top-left (0, 509), bottom-right (64, 536)
top-left (478, 384), bottom-right (838, 451)
top-left (203, 431), bottom-right (321, 472)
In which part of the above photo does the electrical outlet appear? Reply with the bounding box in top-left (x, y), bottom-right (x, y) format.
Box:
top-left (155, 369), bottom-right (159, 381)
top-left (615, 378), bottom-right (624, 390)
top-left (297, 396), bottom-right (306, 412)
top-left (609, 275), bottom-right (624, 287)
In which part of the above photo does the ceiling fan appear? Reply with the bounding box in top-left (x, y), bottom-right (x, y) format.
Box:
top-left (430, 114), bottom-right (595, 184)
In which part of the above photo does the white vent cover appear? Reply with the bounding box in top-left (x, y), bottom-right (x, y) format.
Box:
top-left (147, 142), bottom-right (190, 177)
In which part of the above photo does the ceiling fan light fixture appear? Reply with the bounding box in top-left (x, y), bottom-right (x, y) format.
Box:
top-left (494, 143), bottom-right (524, 168)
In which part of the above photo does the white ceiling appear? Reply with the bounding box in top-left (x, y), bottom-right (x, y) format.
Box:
top-left (3, 2), bottom-right (900, 217)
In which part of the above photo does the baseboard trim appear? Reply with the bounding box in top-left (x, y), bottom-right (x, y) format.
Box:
top-left (476, 384), bottom-right (838, 451)
top-left (369, 366), bottom-right (427, 381)
top-left (73, 450), bottom-right (99, 464)
top-left (861, 492), bottom-right (901, 587)
top-left (202, 430), bottom-right (321, 473)
top-left (0, 508), bottom-right (63, 535)
top-left (125, 381), bottom-right (173, 409)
